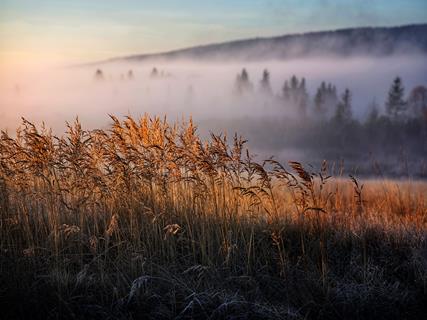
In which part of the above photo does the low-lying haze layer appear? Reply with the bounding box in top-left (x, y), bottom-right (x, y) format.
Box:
top-left (1, 55), bottom-right (426, 175)
top-left (1, 56), bottom-right (426, 128)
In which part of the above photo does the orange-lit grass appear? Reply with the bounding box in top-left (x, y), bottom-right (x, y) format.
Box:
top-left (1, 116), bottom-right (426, 319)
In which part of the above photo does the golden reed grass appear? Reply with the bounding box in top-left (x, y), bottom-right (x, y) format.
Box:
top-left (0, 115), bottom-right (426, 319)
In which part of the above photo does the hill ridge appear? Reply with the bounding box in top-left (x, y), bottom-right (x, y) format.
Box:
top-left (94, 24), bottom-right (427, 65)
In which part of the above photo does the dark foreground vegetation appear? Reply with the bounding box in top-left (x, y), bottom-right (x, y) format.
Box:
top-left (1, 116), bottom-right (426, 319)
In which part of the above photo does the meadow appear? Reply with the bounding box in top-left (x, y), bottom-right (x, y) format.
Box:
top-left (1, 115), bottom-right (426, 319)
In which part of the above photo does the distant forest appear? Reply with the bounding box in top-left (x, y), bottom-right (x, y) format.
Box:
top-left (94, 66), bottom-right (427, 177)
top-left (226, 68), bottom-right (426, 177)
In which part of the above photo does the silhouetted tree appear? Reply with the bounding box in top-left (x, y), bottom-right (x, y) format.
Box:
top-left (150, 67), bottom-right (158, 78)
top-left (314, 81), bottom-right (337, 118)
top-left (290, 75), bottom-right (298, 91)
top-left (259, 69), bottom-right (272, 95)
top-left (234, 68), bottom-right (253, 95)
top-left (282, 75), bottom-right (308, 116)
top-left (386, 77), bottom-right (406, 119)
top-left (314, 86), bottom-right (325, 115)
top-left (94, 69), bottom-right (104, 81)
top-left (298, 78), bottom-right (308, 117)
top-left (334, 89), bottom-right (352, 123)
top-left (241, 69), bottom-right (249, 82)
top-left (283, 75), bottom-right (299, 102)
top-left (127, 70), bottom-right (134, 80)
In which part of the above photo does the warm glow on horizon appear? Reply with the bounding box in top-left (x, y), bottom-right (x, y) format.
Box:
top-left (1, 0), bottom-right (426, 70)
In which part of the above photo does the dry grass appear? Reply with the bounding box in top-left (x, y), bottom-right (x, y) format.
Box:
top-left (0, 115), bottom-right (426, 319)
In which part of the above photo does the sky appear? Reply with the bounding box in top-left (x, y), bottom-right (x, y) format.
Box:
top-left (1, 0), bottom-right (427, 70)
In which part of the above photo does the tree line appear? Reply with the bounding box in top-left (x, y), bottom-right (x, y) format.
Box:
top-left (233, 68), bottom-right (427, 124)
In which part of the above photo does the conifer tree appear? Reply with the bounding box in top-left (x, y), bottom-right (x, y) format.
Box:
top-left (298, 78), bottom-right (308, 116)
top-left (386, 77), bottom-right (406, 119)
top-left (234, 68), bottom-right (253, 95)
top-left (94, 69), bottom-right (104, 81)
top-left (127, 70), bottom-right (134, 80)
top-left (150, 67), bottom-right (159, 78)
top-left (334, 89), bottom-right (352, 123)
top-left (260, 69), bottom-right (272, 94)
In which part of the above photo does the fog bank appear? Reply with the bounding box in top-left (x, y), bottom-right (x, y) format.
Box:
top-left (1, 55), bottom-right (426, 176)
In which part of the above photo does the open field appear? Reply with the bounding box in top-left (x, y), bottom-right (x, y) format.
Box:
top-left (1, 116), bottom-right (427, 319)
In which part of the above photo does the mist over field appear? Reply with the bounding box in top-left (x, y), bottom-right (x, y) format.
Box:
top-left (1, 56), bottom-right (425, 122)
top-left (1, 54), bottom-right (426, 175)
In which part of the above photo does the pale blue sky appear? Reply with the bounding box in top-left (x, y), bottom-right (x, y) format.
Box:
top-left (1, 0), bottom-right (426, 67)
